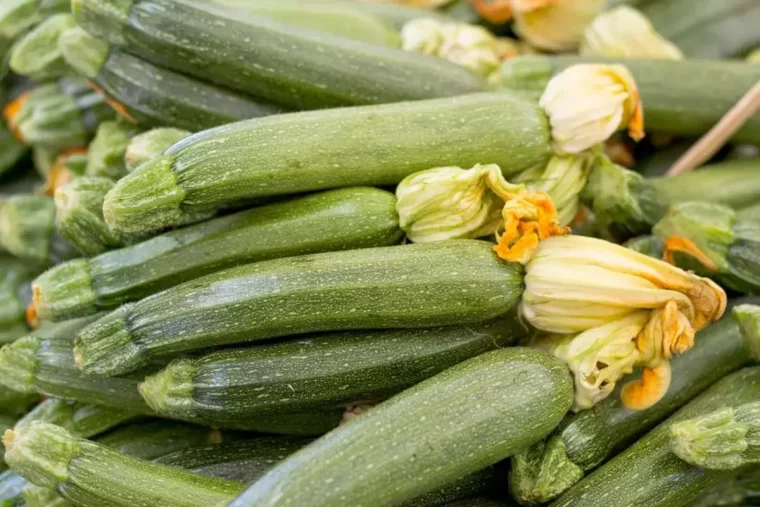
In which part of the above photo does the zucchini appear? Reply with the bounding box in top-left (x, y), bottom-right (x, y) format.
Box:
top-left (499, 56), bottom-right (760, 144)
top-left (0, 194), bottom-right (77, 266)
top-left (104, 92), bottom-right (550, 235)
top-left (85, 120), bottom-right (141, 180)
top-left (0, 125), bottom-right (27, 179)
top-left (509, 302), bottom-right (760, 504)
top-left (0, 255), bottom-right (37, 343)
top-left (43, 148), bottom-right (88, 197)
top-left (8, 13), bottom-right (74, 80)
top-left (231, 348), bottom-right (573, 506)
top-left (0, 386), bottom-right (36, 416)
top-left (72, 0), bottom-right (486, 111)
top-left (55, 176), bottom-right (122, 257)
top-left (14, 399), bottom-right (138, 439)
top-left (125, 128), bottom-right (189, 173)
top-left (3, 78), bottom-right (115, 150)
top-left (34, 187), bottom-right (403, 322)
top-left (0, 315), bottom-right (152, 412)
top-left (140, 313), bottom-right (529, 422)
top-left (552, 365), bottom-right (760, 507)
top-left (59, 28), bottom-right (285, 132)
top-left (4, 422), bottom-right (246, 507)
top-left (74, 240), bottom-right (524, 376)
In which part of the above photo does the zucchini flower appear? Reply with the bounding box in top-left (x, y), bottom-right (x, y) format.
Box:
top-left (670, 402), bottom-right (760, 470)
top-left (400, 18), bottom-right (512, 79)
top-left (523, 235), bottom-right (726, 410)
top-left (580, 6), bottom-right (683, 60)
top-left (653, 201), bottom-right (760, 295)
top-left (511, 0), bottom-right (605, 52)
top-left (395, 161), bottom-right (570, 263)
top-left (125, 128), bottom-right (190, 173)
top-left (539, 64), bottom-right (644, 154)
top-left (9, 13), bottom-right (75, 80)
top-left (468, 0), bottom-right (513, 24)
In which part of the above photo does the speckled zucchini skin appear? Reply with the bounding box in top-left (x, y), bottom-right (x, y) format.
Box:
top-left (34, 187), bottom-right (403, 322)
top-left (140, 313), bottom-right (529, 419)
top-left (500, 57), bottom-right (760, 144)
top-left (553, 366), bottom-right (760, 507)
top-left (104, 92), bottom-right (550, 234)
top-left (93, 50), bottom-right (284, 131)
top-left (73, 0), bottom-right (486, 111)
top-left (230, 348), bottom-right (573, 507)
top-left (75, 240), bottom-right (524, 376)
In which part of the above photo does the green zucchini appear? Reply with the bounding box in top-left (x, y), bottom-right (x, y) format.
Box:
top-left (140, 313), bottom-right (529, 423)
top-left (0, 0), bottom-right (69, 72)
top-left (72, 0), bottom-right (486, 111)
top-left (0, 194), bottom-right (77, 266)
top-left (8, 13), bottom-right (74, 80)
top-left (4, 422), bottom-right (246, 507)
top-left (84, 120), bottom-right (140, 180)
top-left (43, 149), bottom-right (88, 197)
top-left (499, 56), bottom-right (760, 144)
top-left (125, 128), bottom-right (189, 172)
top-left (0, 386), bottom-right (36, 416)
top-left (4, 78), bottom-right (115, 150)
top-left (55, 176), bottom-right (122, 257)
top-left (0, 255), bottom-right (37, 343)
top-left (552, 366), bottom-right (760, 507)
top-left (231, 348), bottom-right (573, 506)
top-left (581, 156), bottom-right (760, 241)
top-left (34, 186), bottom-right (403, 322)
top-left (59, 28), bottom-right (285, 132)
top-left (0, 315), bottom-right (152, 412)
top-left (509, 302), bottom-right (760, 504)
top-left (104, 92), bottom-right (550, 235)
top-left (207, 0), bottom-right (401, 47)
top-left (14, 399), bottom-right (138, 439)
top-left (0, 125), bottom-right (27, 179)
top-left (74, 240), bottom-right (524, 377)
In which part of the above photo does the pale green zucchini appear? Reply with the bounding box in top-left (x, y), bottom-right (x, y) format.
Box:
top-left (104, 92), bottom-right (550, 235)
top-left (509, 302), bottom-right (760, 504)
top-left (230, 348), bottom-right (573, 506)
top-left (73, 0), bottom-right (486, 111)
top-left (500, 56), bottom-right (760, 144)
top-left (34, 187), bottom-right (403, 322)
top-left (552, 366), bottom-right (760, 507)
top-left (4, 422), bottom-right (246, 507)
top-left (140, 314), bottom-right (528, 422)
top-left (74, 240), bottom-right (524, 377)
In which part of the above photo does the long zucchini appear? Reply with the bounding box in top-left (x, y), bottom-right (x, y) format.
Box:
top-left (231, 348), bottom-right (573, 506)
top-left (59, 28), bottom-right (285, 132)
top-left (34, 187), bottom-right (403, 322)
top-left (0, 255), bottom-right (37, 343)
top-left (509, 302), bottom-right (760, 504)
top-left (140, 314), bottom-right (529, 421)
top-left (72, 0), bottom-right (486, 111)
top-left (74, 240), bottom-right (524, 376)
top-left (104, 92), bottom-right (550, 235)
top-left (4, 422), bottom-right (246, 507)
top-left (552, 366), bottom-right (760, 507)
top-left (499, 56), bottom-right (760, 144)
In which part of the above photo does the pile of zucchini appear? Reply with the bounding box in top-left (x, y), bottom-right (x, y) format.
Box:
top-left (0, 0), bottom-right (758, 506)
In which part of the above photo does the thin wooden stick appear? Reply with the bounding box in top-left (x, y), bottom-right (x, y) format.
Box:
top-left (667, 80), bottom-right (760, 176)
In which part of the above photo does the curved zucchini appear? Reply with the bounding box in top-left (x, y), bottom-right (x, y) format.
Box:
top-left (509, 302), bottom-right (760, 504)
top-left (500, 56), bottom-right (760, 144)
top-left (73, 0), bottom-right (486, 111)
top-left (230, 348), bottom-right (573, 507)
top-left (59, 28), bottom-right (285, 132)
top-left (104, 92), bottom-right (550, 235)
top-left (552, 366), bottom-right (760, 507)
top-left (139, 314), bottom-right (529, 421)
top-left (74, 240), bottom-right (524, 376)
top-left (34, 187), bottom-right (403, 322)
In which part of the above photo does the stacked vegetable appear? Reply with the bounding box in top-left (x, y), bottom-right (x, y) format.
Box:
top-left (0, 0), bottom-right (758, 506)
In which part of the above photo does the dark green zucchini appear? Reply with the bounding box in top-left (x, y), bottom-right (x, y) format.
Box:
top-left (552, 366), bottom-right (760, 507)
top-left (74, 240), bottom-right (524, 377)
top-left (94, 420), bottom-right (223, 461)
top-left (0, 255), bottom-right (37, 343)
top-left (34, 186), bottom-right (403, 322)
top-left (72, 0), bottom-right (486, 111)
top-left (140, 314), bottom-right (529, 423)
top-left (4, 421), bottom-right (245, 507)
top-left (509, 303), bottom-right (760, 504)
top-left (14, 399), bottom-right (138, 439)
top-left (104, 92), bottom-right (550, 235)
top-left (59, 28), bottom-right (285, 132)
top-left (500, 56), bottom-right (760, 144)
top-left (230, 348), bottom-right (573, 507)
